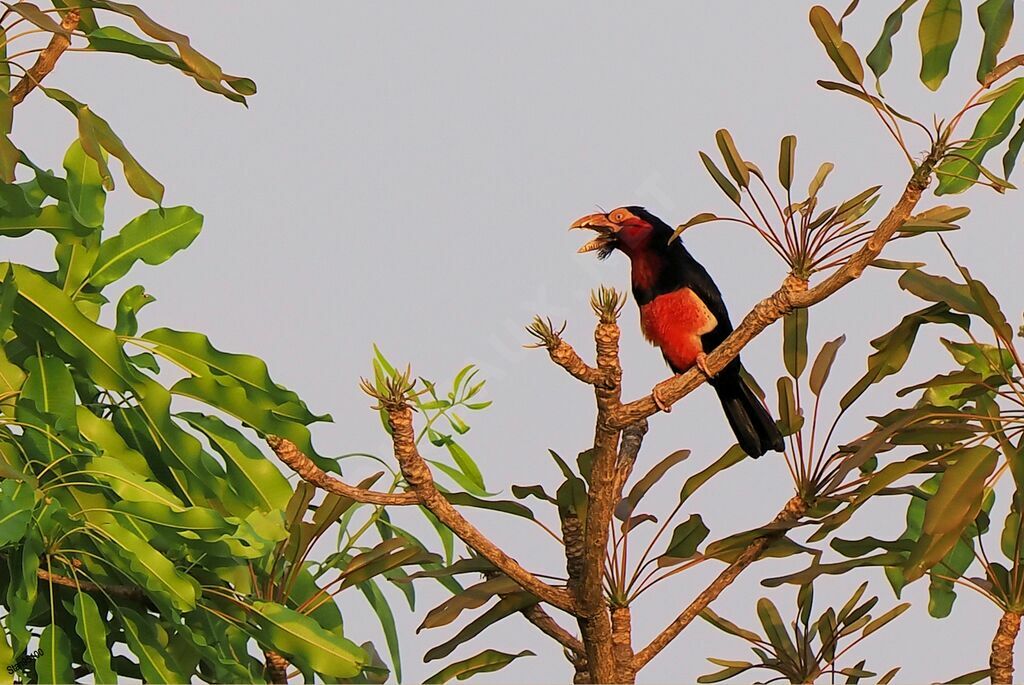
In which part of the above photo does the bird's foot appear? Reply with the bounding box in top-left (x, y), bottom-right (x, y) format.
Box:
top-left (695, 353), bottom-right (715, 380)
top-left (652, 384), bottom-right (673, 413)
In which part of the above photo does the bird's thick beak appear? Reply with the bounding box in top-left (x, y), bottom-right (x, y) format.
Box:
top-left (570, 213), bottom-right (620, 254)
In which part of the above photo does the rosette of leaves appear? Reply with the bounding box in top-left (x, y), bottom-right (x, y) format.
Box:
top-left (698, 583), bottom-right (905, 684)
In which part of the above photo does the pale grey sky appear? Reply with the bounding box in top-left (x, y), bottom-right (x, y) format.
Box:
top-left (11, 2), bottom-right (1024, 683)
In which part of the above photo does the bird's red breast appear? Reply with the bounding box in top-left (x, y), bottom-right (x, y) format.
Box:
top-left (639, 287), bottom-right (718, 371)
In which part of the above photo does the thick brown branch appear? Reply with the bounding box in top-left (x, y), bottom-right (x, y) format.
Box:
top-left (37, 568), bottom-right (144, 599)
top-left (990, 611), bottom-right (1020, 684)
top-left (522, 603), bottom-right (585, 656)
top-left (634, 495), bottom-right (808, 670)
top-left (267, 435), bottom-right (418, 506)
top-left (611, 155), bottom-right (939, 430)
top-left (611, 606), bottom-right (636, 684)
top-left (264, 650), bottom-right (290, 685)
top-left (546, 338), bottom-right (613, 387)
top-left (384, 403), bottom-right (576, 613)
top-left (10, 10), bottom-right (80, 106)
top-left (577, 320), bottom-right (624, 683)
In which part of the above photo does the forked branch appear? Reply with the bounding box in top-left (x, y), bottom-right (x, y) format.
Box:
top-left (10, 10), bottom-right (80, 106)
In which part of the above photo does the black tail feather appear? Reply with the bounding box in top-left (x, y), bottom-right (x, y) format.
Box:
top-left (711, 368), bottom-right (785, 458)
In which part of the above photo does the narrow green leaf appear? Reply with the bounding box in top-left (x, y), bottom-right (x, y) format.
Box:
top-left (73, 592), bottom-right (116, 683)
top-left (866, 0), bottom-right (921, 86)
top-left (700, 151), bottom-right (741, 205)
top-left (424, 592), bottom-right (538, 662)
top-left (809, 334), bottom-right (845, 395)
top-left (809, 5), bottom-right (865, 84)
top-left (36, 623), bottom-right (74, 685)
top-left (783, 309), bottom-right (809, 378)
top-left (807, 162), bottom-right (835, 200)
top-left (424, 649), bottom-right (534, 684)
top-left (919, 0), bottom-right (963, 90)
top-left (977, 0), bottom-right (1014, 83)
top-left (119, 607), bottom-right (191, 683)
top-left (715, 129), bottom-right (749, 188)
top-left (621, 449), bottom-right (690, 516)
top-left (1001, 119), bottom-right (1024, 178)
top-left (756, 597), bottom-right (798, 661)
top-left (114, 285), bottom-right (155, 336)
top-left (419, 576), bottom-right (519, 631)
top-left (778, 135), bottom-right (797, 190)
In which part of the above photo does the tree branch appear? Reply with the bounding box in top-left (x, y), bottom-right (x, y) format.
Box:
top-left (633, 495), bottom-right (808, 669)
top-left (264, 650), bottom-right (290, 685)
top-left (380, 401), bottom-right (576, 613)
top-left (36, 568), bottom-right (144, 600)
top-left (577, 317), bottom-right (625, 683)
top-left (610, 153), bottom-right (940, 430)
top-left (990, 611), bottom-right (1020, 684)
top-left (10, 10), bottom-right (80, 106)
top-left (544, 336), bottom-right (613, 387)
top-left (266, 435), bottom-right (419, 506)
top-left (611, 606), bottom-right (636, 684)
top-left (521, 603), bottom-right (585, 656)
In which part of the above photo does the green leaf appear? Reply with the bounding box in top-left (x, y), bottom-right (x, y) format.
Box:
top-left (99, 524), bottom-right (199, 612)
top-left (660, 514), bottom-right (710, 564)
top-left (936, 76), bottom-right (1024, 194)
top-left (866, 0), bottom-right (921, 87)
top-left (22, 354), bottom-right (76, 431)
top-left (669, 213), bottom-right (721, 242)
top-left (905, 447), bottom-right (997, 582)
top-left (63, 138), bottom-right (106, 227)
top-left (679, 445), bottom-right (747, 506)
top-left (179, 412), bottom-right (291, 513)
top-left (249, 600), bottom-right (367, 678)
top-left (171, 374), bottom-right (333, 472)
top-left (141, 327), bottom-right (327, 424)
top-left (73, 592), bottom-right (116, 684)
top-left (776, 376), bottom-right (800, 434)
top-left (0, 479), bottom-right (35, 547)
top-left (0, 205), bottom-right (87, 240)
top-left (715, 129), bottom-right (749, 188)
top-left (700, 608), bottom-right (763, 643)
top-left (0, 267), bottom-right (15, 336)
top-left (359, 579), bottom-right (402, 681)
top-left (36, 623), bottom-right (74, 685)
top-left (424, 649), bottom-right (534, 684)
top-left (809, 5), bottom-right (865, 84)
top-left (783, 309), bottom-right (809, 378)
top-left (919, 0), bottom-right (963, 90)
top-left (809, 334), bottom-right (845, 395)
top-left (424, 592), bottom-right (538, 662)
top-left (86, 206), bottom-right (201, 287)
top-left (778, 135), bottom-right (797, 190)
top-left (419, 576), bottom-right (519, 631)
top-left (840, 303), bottom-right (968, 410)
top-left (1002, 119), bottom-right (1024, 178)
top-left (807, 162), bottom-right (835, 200)
top-left (756, 597), bottom-right (798, 662)
top-left (114, 285), bottom-right (155, 336)
top-left (118, 607), bottom-right (191, 683)
top-left (446, 441), bottom-right (486, 492)
top-left (620, 449), bottom-right (690, 517)
top-left (444, 492), bottom-right (536, 520)
top-left (700, 151), bottom-right (741, 205)
top-left (977, 0), bottom-right (1014, 83)
top-left (84, 1), bottom-right (256, 103)
top-left (41, 88), bottom-right (165, 203)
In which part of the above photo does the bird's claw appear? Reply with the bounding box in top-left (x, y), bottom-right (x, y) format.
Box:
top-left (652, 385), bottom-right (673, 413)
top-left (695, 353), bottom-right (714, 380)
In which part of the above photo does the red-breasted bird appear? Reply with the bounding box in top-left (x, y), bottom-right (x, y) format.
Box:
top-left (571, 206), bottom-right (784, 458)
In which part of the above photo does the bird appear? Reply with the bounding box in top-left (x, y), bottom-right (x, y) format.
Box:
top-left (571, 205), bottom-right (784, 458)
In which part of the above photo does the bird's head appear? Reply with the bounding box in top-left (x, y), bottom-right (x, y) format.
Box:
top-left (570, 206), bottom-right (674, 259)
